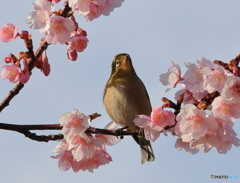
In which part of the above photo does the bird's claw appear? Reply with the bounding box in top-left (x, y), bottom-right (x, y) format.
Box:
top-left (115, 126), bottom-right (128, 139)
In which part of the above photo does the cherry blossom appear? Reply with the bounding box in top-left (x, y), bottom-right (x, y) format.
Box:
top-left (0, 64), bottom-right (21, 83)
top-left (67, 134), bottom-right (103, 161)
top-left (72, 149), bottom-right (112, 173)
top-left (175, 104), bottom-right (218, 142)
top-left (26, 0), bottom-right (54, 32)
top-left (134, 106), bottom-right (175, 141)
top-left (221, 76), bottom-right (240, 102)
top-left (69, 0), bottom-right (125, 21)
top-left (201, 64), bottom-right (232, 93)
top-left (60, 109), bottom-right (90, 137)
top-left (159, 60), bottom-right (183, 92)
top-left (0, 24), bottom-right (18, 42)
top-left (212, 96), bottom-right (240, 119)
top-left (95, 121), bottom-right (121, 148)
top-left (175, 138), bottom-right (199, 154)
top-left (44, 16), bottom-right (75, 44)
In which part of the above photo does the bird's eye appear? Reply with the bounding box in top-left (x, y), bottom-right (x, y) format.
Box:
top-left (115, 60), bottom-right (120, 67)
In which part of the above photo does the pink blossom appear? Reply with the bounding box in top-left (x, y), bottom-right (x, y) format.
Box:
top-left (201, 64), bottom-right (232, 93)
top-left (60, 109), bottom-right (90, 137)
top-left (189, 132), bottom-right (220, 153)
top-left (159, 60), bottom-right (183, 92)
top-left (215, 118), bottom-right (240, 153)
top-left (176, 104), bottom-right (218, 142)
top-left (212, 96), bottom-right (240, 119)
top-left (0, 24), bottom-right (18, 42)
top-left (175, 138), bottom-right (199, 154)
top-left (44, 16), bottom-right (75, 44)
top-left (26, 0), bottom-right (54, 32)
top-left (221, 76), bottom-right (240, 102)
top-left (134, 106), bottom-right (175, 142)
top-left (73, 149), bottom-right (112, 173)
top-left (0, 64), bottom-right (21, 83)
top-left (52, 151), bottom-right (74, 171)
top-left (84, 3), bottom-right (102, 21)
top-left (68, 0), bottom-right (92, 16)
top-left (69, 0), bottom-right (125, 21)
top-left (67, 134), bottom-right (103, 161)
top-left (95, 121), bottom-right (121, 147)
top-left (182, 62), bottom-right (204, 92)
top-left (99, 0), bottom-right (125, 16)
top-left (68, 34), bottom-right (89, 52)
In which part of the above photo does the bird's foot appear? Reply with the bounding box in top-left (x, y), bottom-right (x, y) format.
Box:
top-left (115, 126), bottom-right (128, 139)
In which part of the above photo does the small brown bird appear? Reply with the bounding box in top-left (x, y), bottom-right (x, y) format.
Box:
top-left (103, 53), bottom-right (155, 164)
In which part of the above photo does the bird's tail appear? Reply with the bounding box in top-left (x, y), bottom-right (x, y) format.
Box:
top-left (132, 134), bottom-right (155, 164)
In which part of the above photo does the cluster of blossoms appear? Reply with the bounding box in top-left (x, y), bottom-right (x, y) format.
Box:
top-left (0, 0), bottom-right (125, 83)
top-left (68, 0), bottom-right (125, 21)
top-left (52, 109), bottom-right (120, 172)
top-left (135, 57), bottom-right (240, 154)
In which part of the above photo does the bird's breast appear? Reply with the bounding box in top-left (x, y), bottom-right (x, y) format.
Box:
top-left (103, 78), bottom-right (151, 131)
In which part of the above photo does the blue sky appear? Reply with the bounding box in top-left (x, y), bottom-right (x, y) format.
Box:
top-left (0, 0), bottom-right (239, 183)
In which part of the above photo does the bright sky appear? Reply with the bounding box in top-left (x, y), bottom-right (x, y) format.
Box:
top-left (0, 0), bottom-right (239, 183)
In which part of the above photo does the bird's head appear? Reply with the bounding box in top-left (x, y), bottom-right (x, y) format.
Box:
top-left (110, 53), bottom-right (137, 79)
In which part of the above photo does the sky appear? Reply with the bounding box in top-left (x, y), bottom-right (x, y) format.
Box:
top-left (0, 0), bottom-right (240, 183)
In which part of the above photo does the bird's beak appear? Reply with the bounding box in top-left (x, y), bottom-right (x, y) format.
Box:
top-left (121, 54), bottom-right (131, 68)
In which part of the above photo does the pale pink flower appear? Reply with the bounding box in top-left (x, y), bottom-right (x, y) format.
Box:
top-left (95, 121), bottom-right (121, 147)
top-left (44, 16), bottom-right (75, 44)
top-left (176, 104), bottom-right (218, 142)
top-left (221, 76), bottom-right (240, 102)
top-left (201, 64), bottom-right (232, 93)
top-left (215, 118), bottom-right (240, 153)
top-left (73, 149), bottom-right (112, 173)
top-left (67, 134), bottom-right (102, 161)
top-left (69, 0), bottom-right (125, 21)
top-left (182, 62), bottom-right (204, 92)
top-left (159, 60), bottom-right (183, 92)
top-left (68, 0), bottom-right (92, 16)
top-left (52, 151), bottom-right (74, 171)
top-left (175, 138), bottom-right (199, 154)
top-left (26, 0), bottom-right (54, 32)
top-left (196, 57), bottom-right (214, 69)
top-left (60, 109), bottom-right (90, 137)
top-left (134, 106), bottom-right (175, 142)
top-left (84, 3), bottom-right (102, 21)
top-left (0, 64), bottom-right (21, 83)
top-left (0, 24), bottom-right (18, 42)
top-left (68, 34), bottom-right (89, 52)
top-left (212, 96), bottom-right (240, 119)
top-left (99, 0), bottom-right (125, 16)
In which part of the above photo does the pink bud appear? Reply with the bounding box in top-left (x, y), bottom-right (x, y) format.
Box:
top-left (42, 51), bottom-right (50, 76)
top-left (19, 60), bottom-right (30, 84)
top-left (67, 50), bottom-right (78, 61)
top-left (20, 30), bottom-right (29, 39)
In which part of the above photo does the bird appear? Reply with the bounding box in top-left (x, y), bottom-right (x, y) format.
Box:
top-left (103, 53), bottom-right (155, 164)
